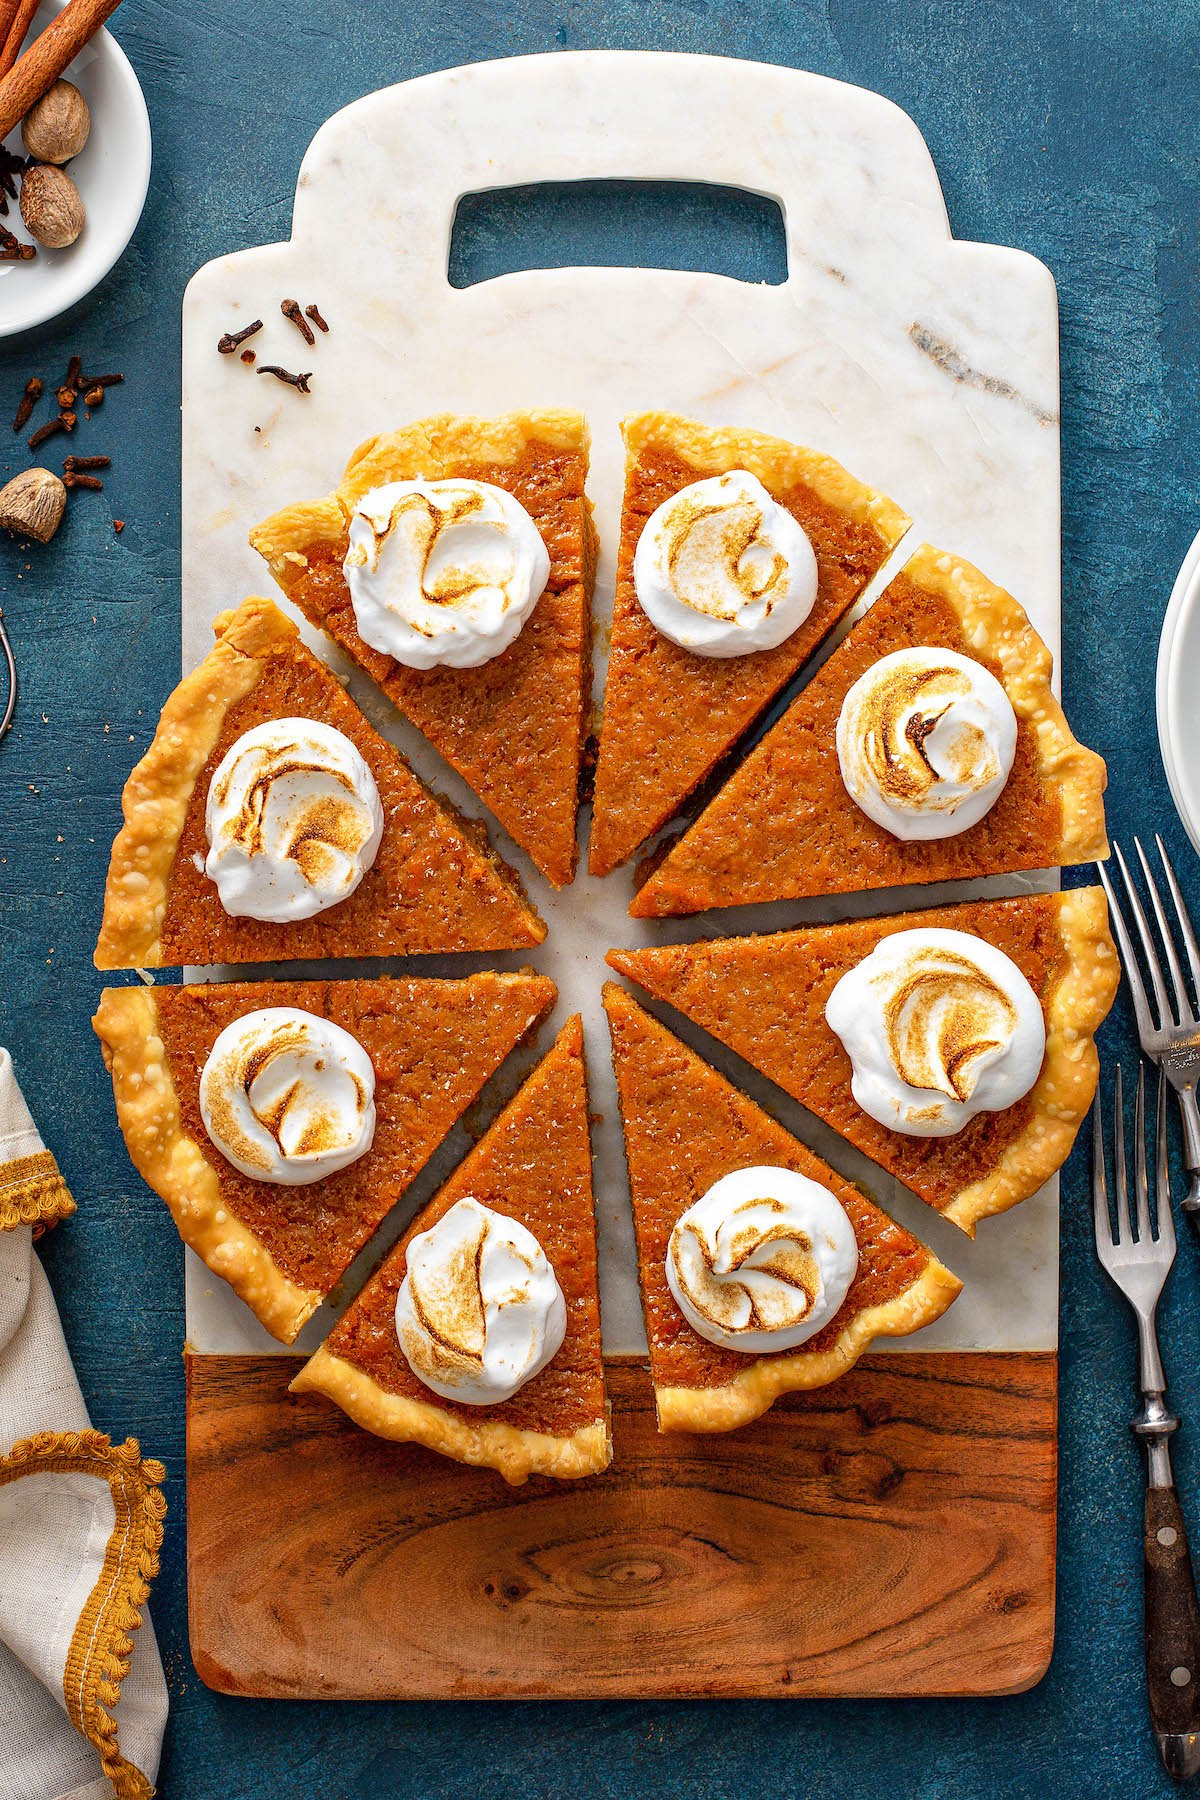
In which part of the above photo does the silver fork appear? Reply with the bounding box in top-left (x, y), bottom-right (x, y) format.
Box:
top-left (1094, 1061), bottom-right (1200, 1778)
top-left (1098, 836), bottom-right (1200, 1214)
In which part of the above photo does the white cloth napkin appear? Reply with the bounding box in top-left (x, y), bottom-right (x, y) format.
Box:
top-left (0, 1048), bottom-right (168, 1800)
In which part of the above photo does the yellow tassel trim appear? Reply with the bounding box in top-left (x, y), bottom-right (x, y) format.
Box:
top-left (0, 1430), bottom-right (167, 1800)
top-left (0, 1148), bottom-right (76, 1235)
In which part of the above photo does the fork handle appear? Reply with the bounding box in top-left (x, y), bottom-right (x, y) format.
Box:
top-left (1145, 1484), bottom-right (1200, 1777)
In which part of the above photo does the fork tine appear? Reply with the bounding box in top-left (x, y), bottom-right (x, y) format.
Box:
top-left (1114, 842), bottom-right (1176, 1029)
top-left (1156, 1064), bottom-right (1176, 1256)
top-left (1113, 1062), bottom-right (1132, 1243)
top-left (1092, 1085), bottom-right (1112, 1249)
top-left (1135, 836), bottom-right (1197, 1026)
top-left (1097, 858), bottom-right (1159, 1045)
top-left (1156, 834), bottom-right (1200, 1003)
top-left (1134, 1061), bottom-right (1152, 1242)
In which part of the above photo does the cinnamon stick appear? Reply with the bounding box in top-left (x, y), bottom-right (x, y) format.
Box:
top-left (0, 0), bottom-right (23, 64)
top-left (0, 0), bottom-right (125, 140)
top-left (0, 0), bottom-right (41, 81)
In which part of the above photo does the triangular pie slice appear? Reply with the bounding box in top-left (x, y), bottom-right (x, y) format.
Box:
top-left (93, 972), bottom-right (556, 1342)
top-left (631, 541), bottom-right (1108, 917)
top-left (610, 888), bottom-right (1118, 1234)
top-left (293, 1016), bottom-right (609, 1485)
top-left (94, 596), bottom-right (544, 968)
top-left (250, 411), bottom-right (596, 888)
top-left (602, 985), bottom-right (961, 1432)
top-left (589, 412), bottom-right (910, 877)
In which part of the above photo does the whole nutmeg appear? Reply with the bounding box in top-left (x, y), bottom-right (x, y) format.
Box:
top-left (20, 164), bottom-right (85, 249)
top-left (0, 468), bottom-right (66, 543)
top-left (21, 81), bottom-right (91, 164)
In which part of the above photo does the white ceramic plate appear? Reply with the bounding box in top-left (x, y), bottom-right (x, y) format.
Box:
top-left (0, 0), bottom-right (150, 338)
top-left (1157, 523), bottom-right (1200, 855)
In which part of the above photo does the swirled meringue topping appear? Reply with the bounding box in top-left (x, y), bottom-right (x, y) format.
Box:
top-left (665, 1166), bottom-right (859, 1354)
top-left (395, 1197), bottom-right (566, 1405)
top-left (633, 470), bottom-right (818, 658)
top-left (343, 479), bottom-right (551, 670)
top-left (204, 718), bottom-right (383, 922)
top-left (199, 1007), bottom-right (376, 1184)
top-left (836, 647), bottom-right (1017, 840)
top-left (825, 928), bottom-right (1046, 1138)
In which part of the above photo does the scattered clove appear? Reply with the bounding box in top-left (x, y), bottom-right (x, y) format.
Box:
top-left (65, 355), bottom-right (82, 387)
top-left (56, 384), bottom-right (75, 409)
top-left (63, 454), bottom-right (109, 472)
top-left (0, 226), bottom-right (34, 262)
top-left (79, 371), bottom-right (122, 388)
top-left (28, 416), bottom-right (68, 450)
top-left (63, 470), bottom-right (102, 491)
top-left (305, 303), bottom-right (329, 334)
top-left (257, 365), bottom-right (311, 393)
top-left (217, 321), bottom-right (262, 355)
top-left (281, 298), bottom-right (315, 345)
top-left (113, 519), bottom-right (124, 532)
top-left (240, 349), bottom-right (255, 365)
top-left (83, 385), bottom-right (103, 407)
top-left (12, 376), bottom-right (41, 432)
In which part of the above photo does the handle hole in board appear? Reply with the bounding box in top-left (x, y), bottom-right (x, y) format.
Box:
top-left (447, 180), bottom-right (788, 289)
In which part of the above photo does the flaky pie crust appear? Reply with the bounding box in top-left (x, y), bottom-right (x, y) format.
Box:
top-left (291, 1345), bottom-right (613, 1487)
top-left (92, 984), bottom-right (322, 1343)
top-left (654, 1259), bottom-right (963, 1433)
top-left (249, 409), bottom-right (590, 588)
top-left (946, 885), bottom-right (1119, 1233)
top-left (905, 542), bottom-right (1108, 866)
top-left (622, 411), bottom-right (911, 545)
top-left (94, 596), bottom-right (289, 969)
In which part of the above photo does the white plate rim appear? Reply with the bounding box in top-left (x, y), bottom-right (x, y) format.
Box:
top-left (1156, 522), bottom-right (1200, 855)
top-left (0, 3), bottom-right (151, 339)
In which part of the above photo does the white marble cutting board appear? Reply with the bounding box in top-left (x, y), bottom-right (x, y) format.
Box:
top-left (180, 51), bottom-right (1061, 1358)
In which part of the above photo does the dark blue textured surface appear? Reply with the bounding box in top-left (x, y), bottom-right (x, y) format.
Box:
top-left (0, 2), bottom-right (1197, 1794)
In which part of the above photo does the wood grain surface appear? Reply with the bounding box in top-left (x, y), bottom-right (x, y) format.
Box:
top-left (187, 1349), bottom-right (1057, 1700)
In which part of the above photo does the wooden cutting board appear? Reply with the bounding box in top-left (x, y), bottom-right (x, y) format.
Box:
top-left (180, 51), bottom-right (1062, 1698)
top-left (188, 1352), bottom-right (1056, 1699)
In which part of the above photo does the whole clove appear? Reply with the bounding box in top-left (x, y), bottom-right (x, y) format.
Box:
top-left (217, 321), bottom-right (262, 355)
top-left (78, 371), bottom-right (123, 389)
top-left (63, 454), bottom-right (109, 472)
top-left (13, 377), bottom-right (42, 433)
top-left (281, 298), bottom-right (315, 346)
top-left (63, 471), bottom-right (102, 491)
top-left (0, 226), bottom-right (34, 262)
top-left (28, 416), bottom-right (68, 450)
top-left (56, 384), bottom-right (75, 409)
top-left (257, 365), bottom-right (311, 393)
top-left (65, 355), bottom-right (82, 388)
top-left (304, 303), bottom-right (329, 334)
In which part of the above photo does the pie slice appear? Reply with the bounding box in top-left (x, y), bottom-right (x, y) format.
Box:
top-left (589, 413), bottom-right (910, 877)
top-left (293, 1016), bottom-right (609, 1485)
top-left (631, 541), bottom-right (1108, 917)
top-left (94, 596), bottom-right (544, 969)
top-left (602, 985), bottom-right (960, 1431)
top-left (250, 411), bottom-right (596, 888)
top-left (609, 888), bottom-right (1118, 1234)
top-left (93, 972), bottom-right (556, 1342)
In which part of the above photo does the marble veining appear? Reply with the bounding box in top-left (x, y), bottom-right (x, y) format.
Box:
top-left (180, 51), bottom-right (1061, 1357)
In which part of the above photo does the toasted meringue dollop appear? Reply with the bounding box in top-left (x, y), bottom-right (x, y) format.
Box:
top-left (199, 1007), bottom-right (376, 1184)
top-left (836, 647), bottom-right (1018, 840)
top-left (395, 1197), bottom-right (566, 1405)
top-left (665, 1166), bottom-right (859, 1354)
top-left (825, 928), bottom-right (1046, 1138)
top-left (633, 469), bottom-right (818, 658)
top-left (204, 718), bottom-right (383, 922)
top-left (343, 478), bottom-right (551, 669)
